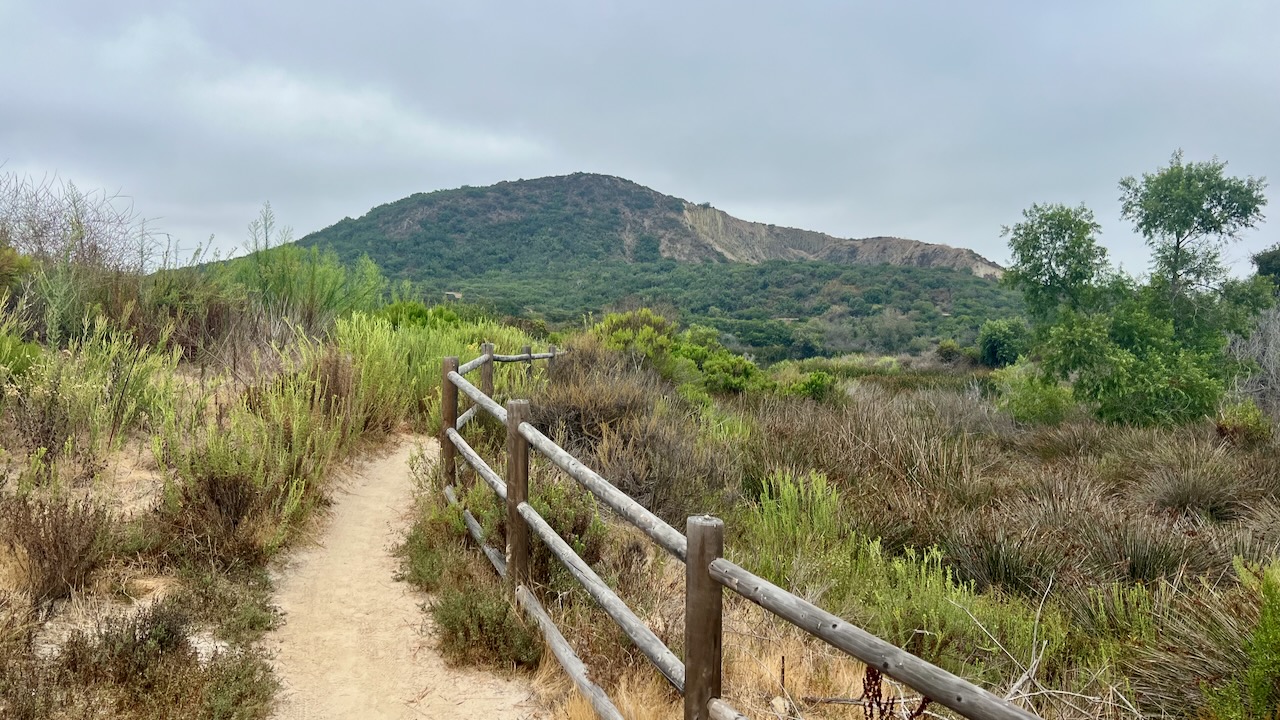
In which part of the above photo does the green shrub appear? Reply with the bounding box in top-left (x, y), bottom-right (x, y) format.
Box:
top-left (991, 360), bottom-right (1073, 425)
top-left (1217, 399), bottom-right (1273, 447)
top-left (935, 339), bottom-right (966, 365)
top-left (785, 371), bottom-right (838, 401)
top-left (374, 301), bottom-right (460, 330)
top-left (430, 581), bottom-right (542, 669)
top-left (703, 354), bottom-right (771, 394)
top-left (593, 308), bottom-right (675, 361)
top-left (976, 318), bottom-right (1029, 368)
top-left (0, 333), bottom-right (39, 379)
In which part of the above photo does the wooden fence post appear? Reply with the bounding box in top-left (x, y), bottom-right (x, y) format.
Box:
top-left (480, 342), bottom-right (495, 398)
top-left (506, 400), bottom-right (531, 586)
top-left (522, 344), bottom-right (533, 382)
top-left (441, 356), bottom-right (459, 487)
top-left (685, 515), bottom-right (724, 720)
top-left (547, 344), bottom-right (557, 376)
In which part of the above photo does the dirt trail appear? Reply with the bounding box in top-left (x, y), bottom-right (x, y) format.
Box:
top-left (265, 437), bottom-right (541, 720)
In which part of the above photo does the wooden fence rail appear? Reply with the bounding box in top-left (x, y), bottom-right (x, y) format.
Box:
top-left (439, 347), bottom-right (1042, 720)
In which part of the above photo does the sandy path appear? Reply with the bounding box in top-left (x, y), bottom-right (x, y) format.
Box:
top-left (265, 437), bottom-right (541, 720)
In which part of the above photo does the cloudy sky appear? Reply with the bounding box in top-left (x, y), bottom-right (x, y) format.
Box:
top-left (2, 1), bottom-right (1277, 273)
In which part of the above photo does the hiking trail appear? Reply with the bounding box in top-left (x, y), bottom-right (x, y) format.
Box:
top-left (265, 436), bottom-right (541, 720)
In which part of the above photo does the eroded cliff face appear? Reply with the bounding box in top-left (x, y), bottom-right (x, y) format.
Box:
top-left (679, 204), bottom-right (1003, 278)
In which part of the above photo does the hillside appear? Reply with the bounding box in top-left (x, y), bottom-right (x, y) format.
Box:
top-left (294, 173), bottom-right (1021, 359)
top-left (298, 173), bottom-right (1003, 279)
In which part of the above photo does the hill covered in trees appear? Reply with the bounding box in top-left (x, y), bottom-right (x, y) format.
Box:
top-left (298, 174), bottom-right (1020, 359)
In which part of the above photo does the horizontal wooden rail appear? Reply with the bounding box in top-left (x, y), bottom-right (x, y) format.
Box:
top-left (708, 699), bottom-right (749, 720)
top-left (517, 501), bottom-right (685, 691)
top-left (445, 428), bottom-right (507, 500)
top-left (443, 485), bottom-right (507, 577)
top-left (458, 354), bottom-right (491, 375)
top-left (456, 405), bottom-right (479, 430)
top-left (709, 558), bottom-right (1039, 720)
top-left (515, 585), bottom-right (625, 720)
top-left (518, 421), bottom-right (689, 562)
top-left (493, 352), bottom-right (557, 362)
top-left (448, 371), bottom-right (507, 423)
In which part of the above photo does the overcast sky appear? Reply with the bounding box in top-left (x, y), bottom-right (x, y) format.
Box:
top-left (2, 1), bottom-right (1277, 274)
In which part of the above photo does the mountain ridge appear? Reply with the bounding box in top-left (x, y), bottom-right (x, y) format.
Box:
top-left (299, 172), bottom-right (1003, 279)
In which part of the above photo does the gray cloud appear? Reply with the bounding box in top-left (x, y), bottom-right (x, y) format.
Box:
top-left (2, 1), bottom-right (1276, 272)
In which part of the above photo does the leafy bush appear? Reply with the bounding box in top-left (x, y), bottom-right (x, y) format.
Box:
top-left (431, 581), bottom-right (542, 669)
top-left (991, 359), bottom-right (1073, 425)
top-left (0, 333), bottom-right (39, 380)
top-left (1217, 398), bottom-right (1273, 446)
top-left (785, 371), bottom-right (838, 401)
top-left (935, 339), bottom-right (966, 365)
top-left (374, 300), bottom-right (460, 329)
top-left (976, 318), bottom-right (1029, 368)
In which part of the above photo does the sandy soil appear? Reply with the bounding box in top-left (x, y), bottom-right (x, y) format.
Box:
top-left (264, 437), bottom-right (542, 720)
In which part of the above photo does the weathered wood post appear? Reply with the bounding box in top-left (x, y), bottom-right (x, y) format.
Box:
top-left (547, 344), bottom-right (557, 377)
top-left (441, 356), bottom-right (459, 486)
top-left (522, 344), bottom-right (533, 382)
top-left (480, 342), bottom-right (495, 397)
top-left (685, 515), bottom-right (724, 720)
top-left (505, 400), bottom-right (531, 586)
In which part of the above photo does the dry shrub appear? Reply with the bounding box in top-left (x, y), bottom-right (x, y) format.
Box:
top-left (1126, 579), bottom-right (1257, 717)
top-left (0, 592), bottom-right (34, 657)
top-left (161, 463), bottom-right (268, 571)
top-left (532, 339), bottom-right (735, 523)
top-left (1128, 438), bottom-right (1248, 522)
top-left (1, 494), bottom-right (110, 609)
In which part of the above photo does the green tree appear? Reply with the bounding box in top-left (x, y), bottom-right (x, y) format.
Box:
top-left (1119, 151), bottom-right (1268, 331)
top-left (977, 318), bottom-right (1030, 368)
top-left (1002, 203), bottom-right (1108, 322)
top-left (1255, 243), bottom-right (1280, 288)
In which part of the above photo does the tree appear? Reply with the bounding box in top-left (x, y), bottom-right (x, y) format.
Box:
top-left (977, 318), bottom-right (1029, 368)
top-left (1255, 243), bottom-right (1280, 288)
top-left (1002, 203), bottom-right (1108, 322)
top-left (1119, 151), bottom-right (1268, 320)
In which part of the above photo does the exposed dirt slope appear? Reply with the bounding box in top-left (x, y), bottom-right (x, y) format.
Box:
top-left (265, 437), bottom-right (540, 720)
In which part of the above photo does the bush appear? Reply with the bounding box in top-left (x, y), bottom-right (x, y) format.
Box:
top-left (991, 359), bottom-right (1073, 425)
top-left (785, 371), bottom-right (838, 401)
top-left (1217, 399), bottom-right (1273, 446)
top-left (0, 333), bottom-right (39, 380)
top-left (0, 495), bottom-right (110, 608)
top-left (976, 318), bottom-right (1029, 368)
top-left (431, 581), bottom-right (542, 669)
top-left (935, 339), bottom-right (966, 365)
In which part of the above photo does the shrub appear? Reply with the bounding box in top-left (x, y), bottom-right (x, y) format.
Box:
top-left (976, 318), bottom-right (1029, 368)
top-left (593, 308), bottom-right (675, 361)
top-left (991, 359), bottom-right (1073, 425)
top-left (1, 495), bottom-right (110, 608)
top-left (1217, 398), bottom-right (1273, 447)
top-left (935, 339), bottom-right (966, 365)
top-left (0, 333), bottom-right (39, 380)
top-left (785, 371), bottom-right (838, 401)
top-left (1136, 441), bottom-right (1247, 522)
top-left (430, 580), bottom-right (542, 669)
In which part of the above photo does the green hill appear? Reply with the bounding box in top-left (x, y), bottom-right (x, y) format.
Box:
top-left (298, 173), bottom-right (1022, 359)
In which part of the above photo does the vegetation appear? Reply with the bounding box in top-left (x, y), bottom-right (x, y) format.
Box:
top-left (297, 172), bottom-right (1024, 359)
top-left (0, 175), bottom-right (541, 717)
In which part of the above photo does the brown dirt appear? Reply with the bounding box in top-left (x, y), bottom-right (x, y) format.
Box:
top-left (264, 436), bottom-right (542, 720)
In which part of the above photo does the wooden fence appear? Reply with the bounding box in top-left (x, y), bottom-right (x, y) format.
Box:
top-left (439, 344), bottom-right (1042, 720)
